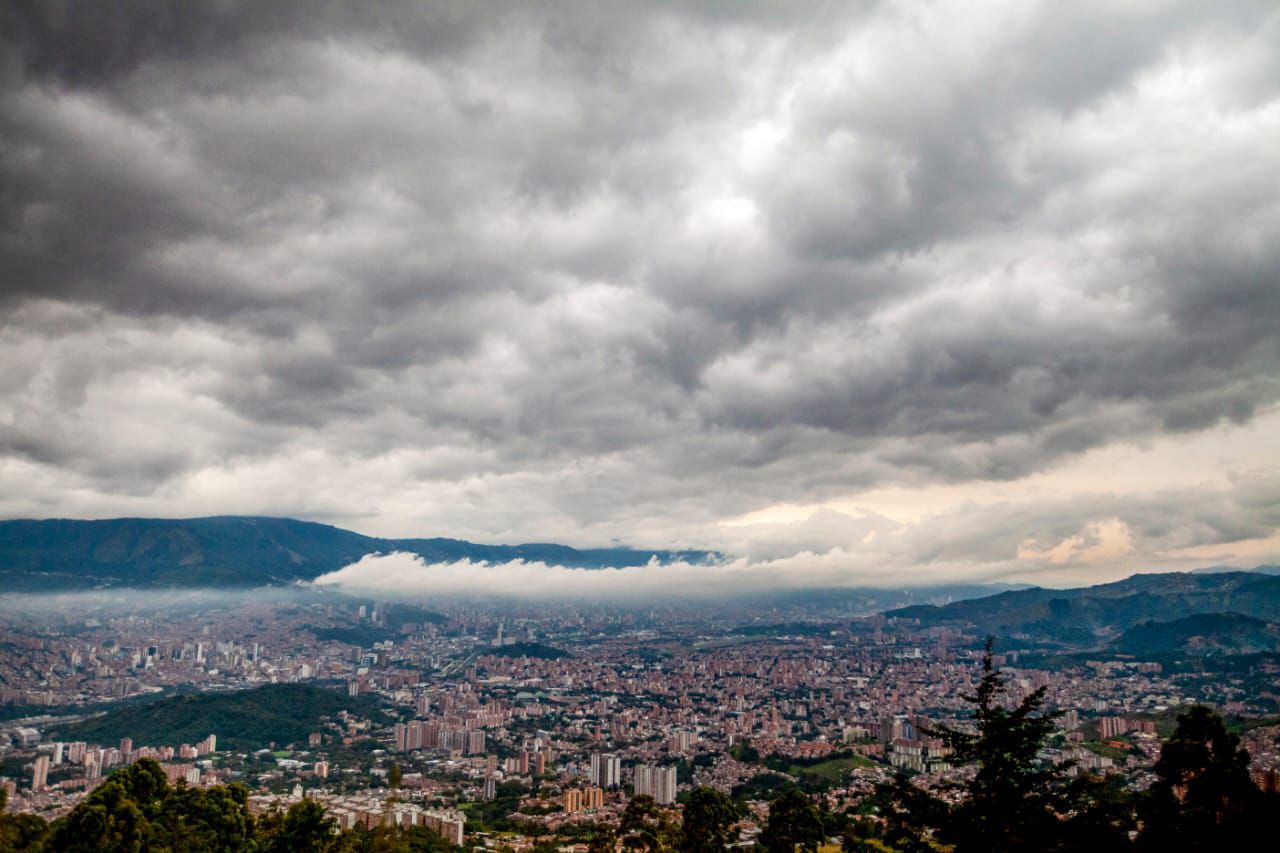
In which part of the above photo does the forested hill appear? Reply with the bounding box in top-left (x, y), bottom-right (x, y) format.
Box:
top-left (0, 516), bottom-right (714, 590)
top-left (50, 683), bottom-right (383, 751)
top-left (886, 570), bottom-right (1280, 647)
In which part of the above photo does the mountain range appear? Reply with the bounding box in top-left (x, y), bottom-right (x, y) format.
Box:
top-left (0, 516), bottom-right (714, 590)
top-left (888, 570), bottom-right (1280, 654)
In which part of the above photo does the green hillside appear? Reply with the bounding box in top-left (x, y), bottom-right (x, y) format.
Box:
top-left (485, 642), bottom-right (570, 660)
top-left (1112, 612), bottom-right (1280, 657)
top-left (52, 683), bottom-right (384, 751)
top-left (887, 571), bottom-right (1280, 648)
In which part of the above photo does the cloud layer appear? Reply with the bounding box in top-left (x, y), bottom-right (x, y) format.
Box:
top-left (2, 1), bottom-right (1279, 584)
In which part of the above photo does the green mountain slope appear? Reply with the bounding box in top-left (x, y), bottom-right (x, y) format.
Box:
top-left (1111, 612), bottom-right (1280, 657)
top-left (51, 683), bottom-right (383, 751)
top-left (887, 571), bottom-right (1280, 647)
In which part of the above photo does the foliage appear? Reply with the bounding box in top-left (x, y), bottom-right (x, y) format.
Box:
top-left (44, 759), bottom-right (255, 852)
top-left (483, 642), bottom-right (570, 660)
top-left (3, 759), bottom-right (465, 853)
top-left (730, 772), bottom-right (793, 801)
top-left (760, 789), bottom-right (825, 853)
top-left (856, 642), bottom-right (1280, 852)
top-left (268, 799), bottom-right (334, 852)
top-left (0, 786), bottom-right (50, 852)
top-left (867, 639), bottom-right (1137, 852)
top-left (456, 780), bottom-right (527, 832)
top-left (850, 775), bottom-right (951, 853)
top-left (54, 682), bottom-right (384, 750)
top-left (757, 750), bottom-right (878, 791)
top-left (680, 786), bottom-right (738, 853)
top-left (1135, 704), bottom-right (1279, 851)
top-left (728, 741), bottom-right (760, 763)
top-left (618, 794), bottom-right (677, 851)
top-left (1112, 612), bottom-right (1280, 657)
top-left (927, 641), bottom-right (1066, 851)
top-left (306, 624), bottom-right (402, 646)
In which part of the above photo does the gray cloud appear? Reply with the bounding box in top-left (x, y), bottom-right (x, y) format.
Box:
top-left (1, 1), bottom-right (1279, 579)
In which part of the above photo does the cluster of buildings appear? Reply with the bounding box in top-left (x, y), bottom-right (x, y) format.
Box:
top-left (4, 593), bottom-right (1280, 848)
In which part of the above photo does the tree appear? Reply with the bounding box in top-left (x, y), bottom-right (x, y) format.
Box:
top-left (584, 824), bottom-right (618, 853)
top-left (928, 641), bottom-right (1063, 852)
top-left (760, 789), bottom-right (825, 853)
top-left (872, 639), bottom-right (1135, 853)
top-left (46, 760), bottom-right (169, 852)
top-left (1054, 774), bottom-right (1136, 853)
top-left (149, 780), bottom-right (257, 852)
top-left (46, 758), bottom-right (262, 853)
top-left (0, 786), bottom-right (49, 853)
top-left (851, 775), bottom-right (951, 853)
top-left (680, 786), bottom-right (738, 853)
top-left (269, 799), bottom-right (336, 853)
top-left (1136, 704), bottom-right (1276, 851)
top-left (388, 763), bottom-right (403, 791)
top-left (620, 794), bottom-right (676, 851)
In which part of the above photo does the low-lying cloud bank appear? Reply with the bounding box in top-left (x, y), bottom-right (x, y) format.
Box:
top-left (311, 549), bottom-right (1034, 600)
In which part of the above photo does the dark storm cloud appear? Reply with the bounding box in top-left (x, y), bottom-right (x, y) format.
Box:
top-left (1, 0), bottom-right (1278, 577)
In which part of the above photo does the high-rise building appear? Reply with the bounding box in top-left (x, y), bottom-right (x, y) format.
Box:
top-left (120, 737), bottom-right (133, 757)
top-left (667, 731), bottom-right (696, 753)
top-left (1099, 716), bottom-right (1129, 739)
top-left (32, 755), bottom-right (50, 792)
top-left (314, 761), bottom-right (329, 779)
top-left (590, 752), bottom-right (622, 788)
top-left (466, 730), bottom-right (486, 755)
top-left (634, 764), bottom-right (677, 805)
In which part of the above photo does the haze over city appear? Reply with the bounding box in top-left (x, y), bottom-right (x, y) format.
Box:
top-left (3, 1), bottom-right (1279, 589)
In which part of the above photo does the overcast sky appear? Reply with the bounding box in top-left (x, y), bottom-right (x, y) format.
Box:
top-left (2, 1), bottom-right (1278, 588)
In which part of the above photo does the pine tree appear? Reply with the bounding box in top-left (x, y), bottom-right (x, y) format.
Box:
top-left (869, 639), bottom-right (1134, 852)
top-left (928, 640), bottom-right (1063, 851)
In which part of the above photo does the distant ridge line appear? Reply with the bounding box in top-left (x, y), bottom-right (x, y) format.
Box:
top-left (0, 515), bottom-right (717, 591)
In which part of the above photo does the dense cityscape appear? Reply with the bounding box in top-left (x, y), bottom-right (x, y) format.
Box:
top-left (4, 588), bottom-right (1278, 849)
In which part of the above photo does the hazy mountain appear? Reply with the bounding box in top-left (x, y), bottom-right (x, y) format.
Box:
top-left (0, 516), bottom-right (715, 590)
top-left (887, 571), bottom-right (1280, 647)
top-left (1191, 564), bottom-right (1280, 576)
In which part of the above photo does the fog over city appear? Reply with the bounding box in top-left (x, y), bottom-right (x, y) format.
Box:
top-left (3, 1), bottom-right (1279, 587)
